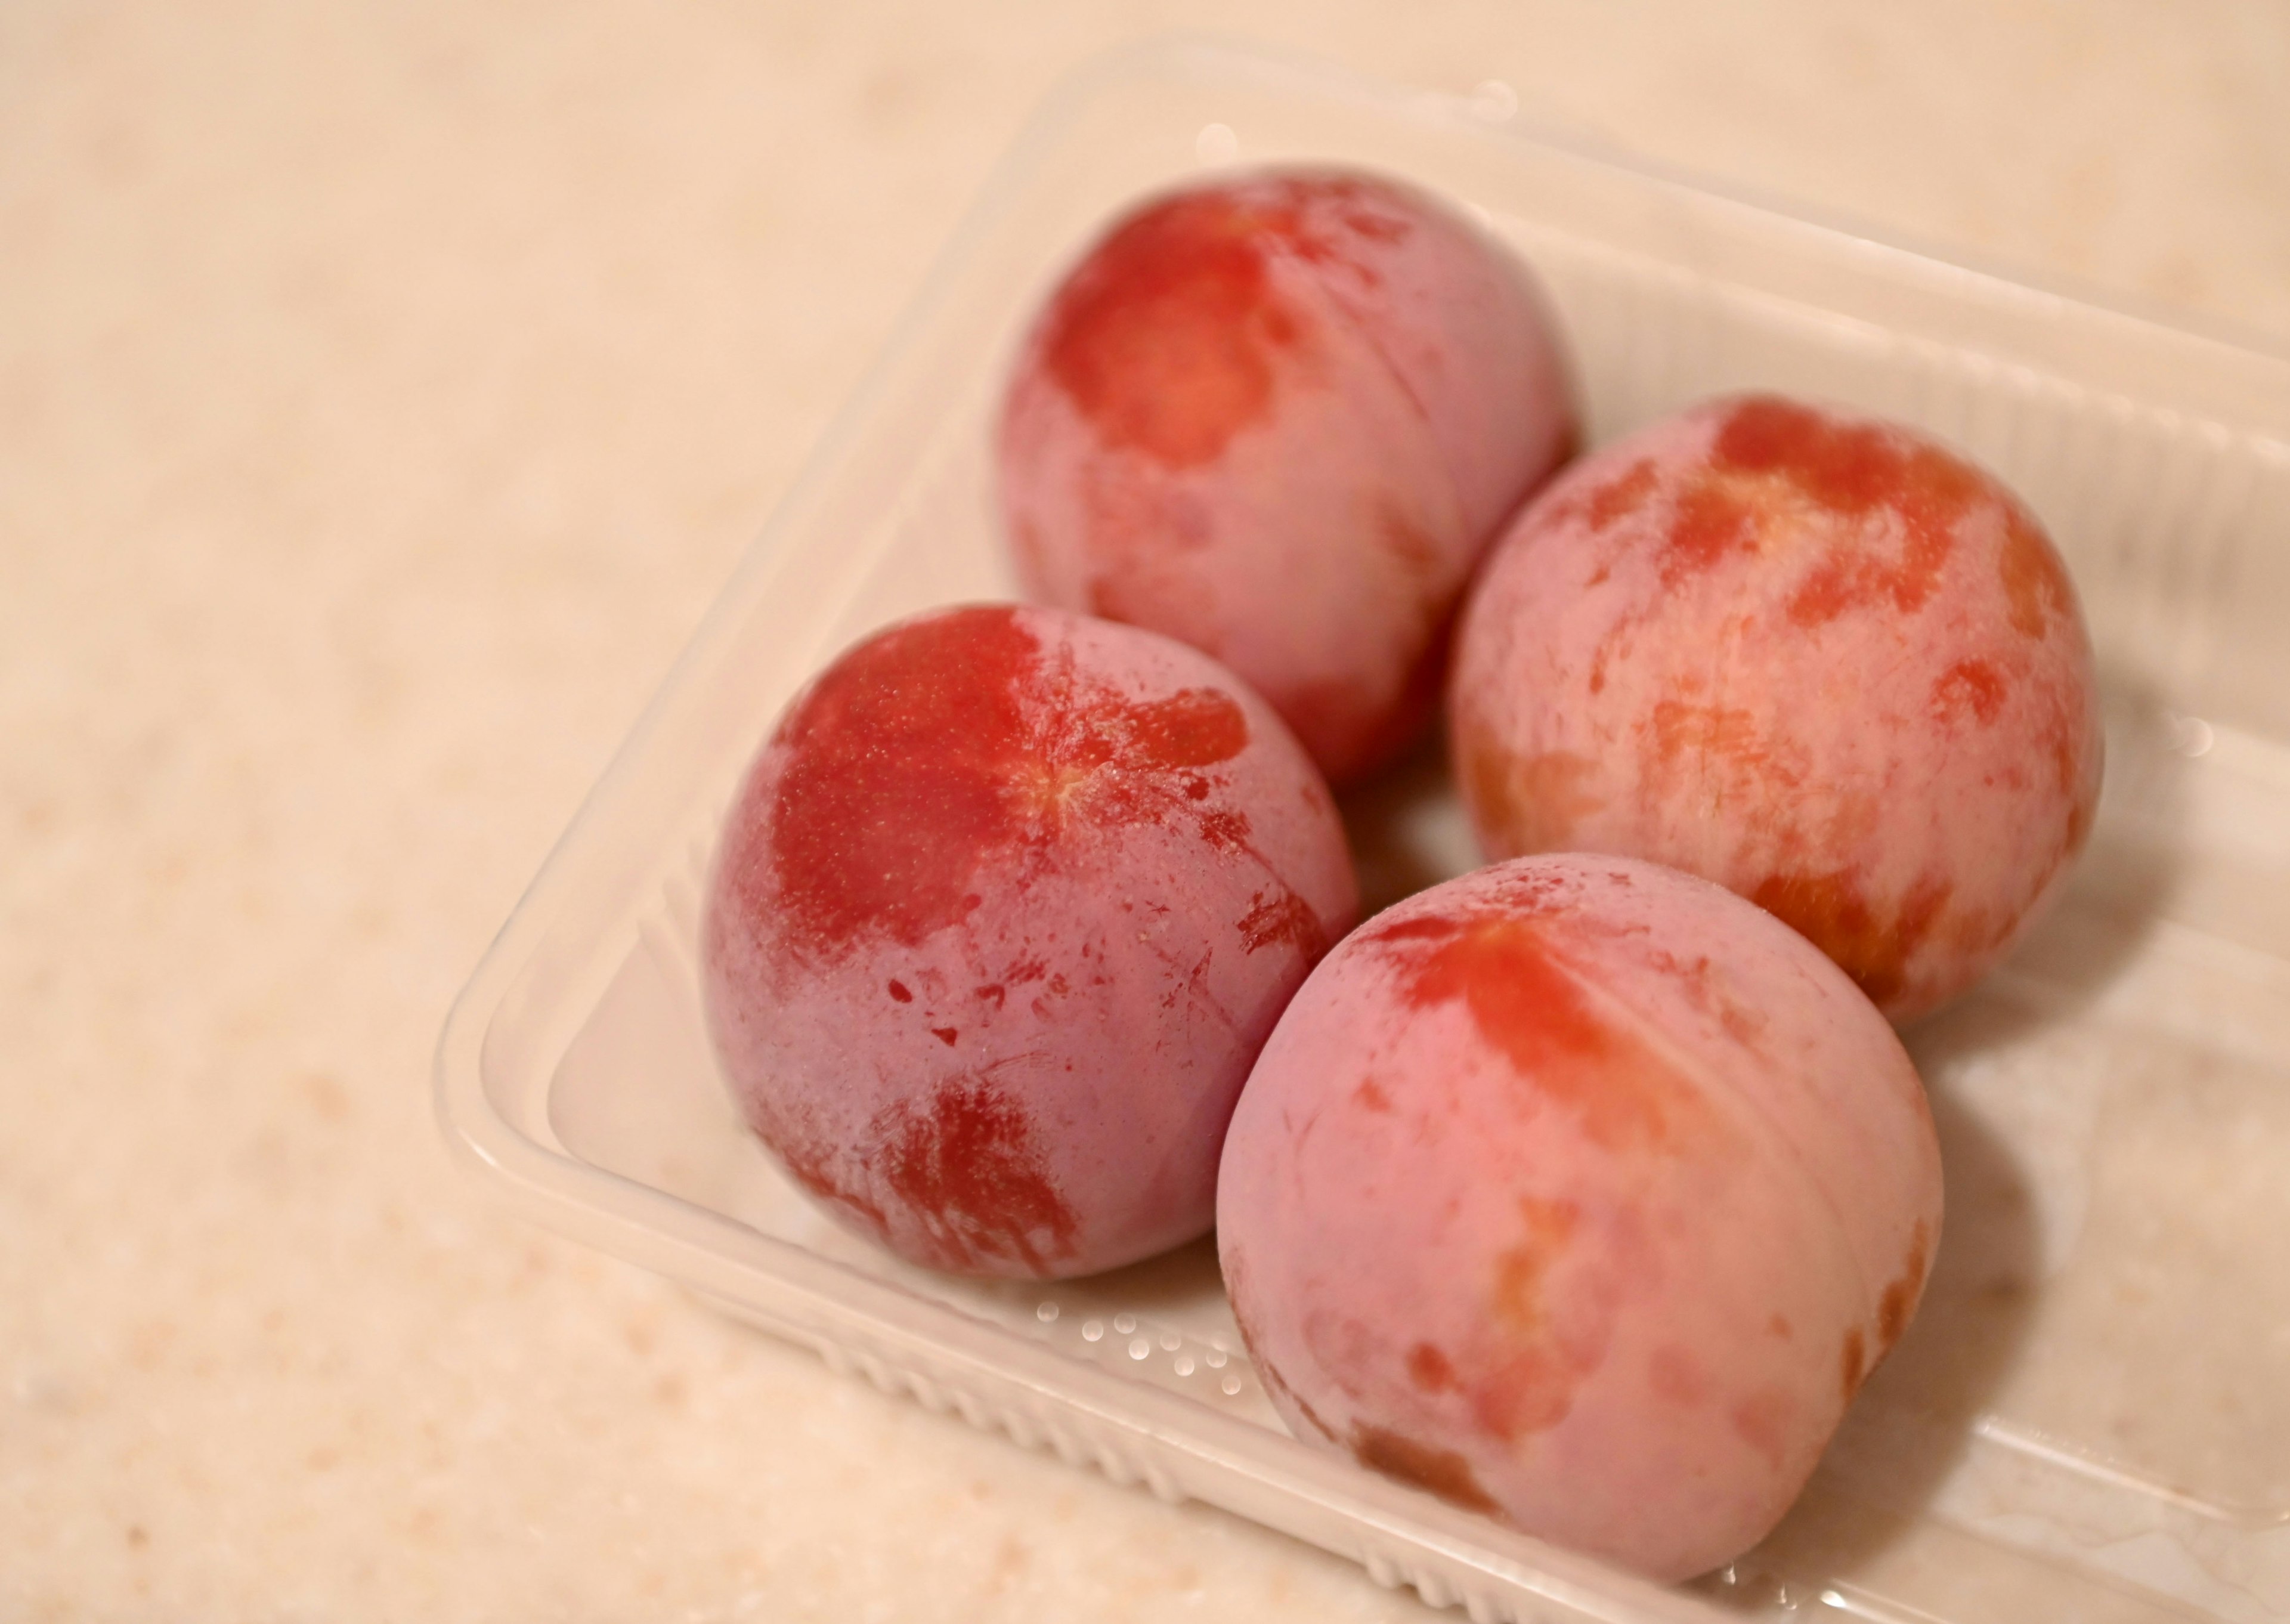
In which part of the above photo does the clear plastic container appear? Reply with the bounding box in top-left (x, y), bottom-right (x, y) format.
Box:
top-left (435, 39), bottom-right (2290, 1624)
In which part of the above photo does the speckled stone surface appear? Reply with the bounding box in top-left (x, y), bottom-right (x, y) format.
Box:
top-left (3, 2), bottom-right (2285, 1618)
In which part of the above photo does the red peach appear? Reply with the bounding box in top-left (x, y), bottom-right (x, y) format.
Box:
top-left (999, 168), bottom-right (1575, 785)
top-left (1451, 394), bottom-right (2103, 1020)
top-left (1217, 855), bottom-right (1943, 1581)
top-left (701, 603), bottom-right (1357, 1279)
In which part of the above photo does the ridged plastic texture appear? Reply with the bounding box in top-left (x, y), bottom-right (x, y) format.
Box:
top-left (438, 39), bottom-right (2290, 1624)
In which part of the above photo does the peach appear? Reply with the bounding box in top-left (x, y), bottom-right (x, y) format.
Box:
top-left (1216, 854), bottom-right (1943, 1581)
top-left (701, 602), bottom-right (1358, 1280)
top-left (999, 168), bottom-right (1576, 785)
top-left (1451, 394), bottom-right (2103, 1020)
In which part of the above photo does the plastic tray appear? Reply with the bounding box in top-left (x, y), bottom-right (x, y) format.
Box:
top-left (435, 39), bottom-right (2290, 1624)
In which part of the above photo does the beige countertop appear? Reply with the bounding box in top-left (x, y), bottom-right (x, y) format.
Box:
top-left (6, 2), bottom-right (2287, 1619)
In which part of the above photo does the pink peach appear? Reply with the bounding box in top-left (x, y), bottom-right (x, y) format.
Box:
top-left (1217, 854), bottom-right (1943, 1580)
top-left (1451, 394), bottom-right (2103, 1020)
top-left (999, 168), bottom-right (1575, 784)
top-left (702, 603), bottom-right (1358, 1279)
